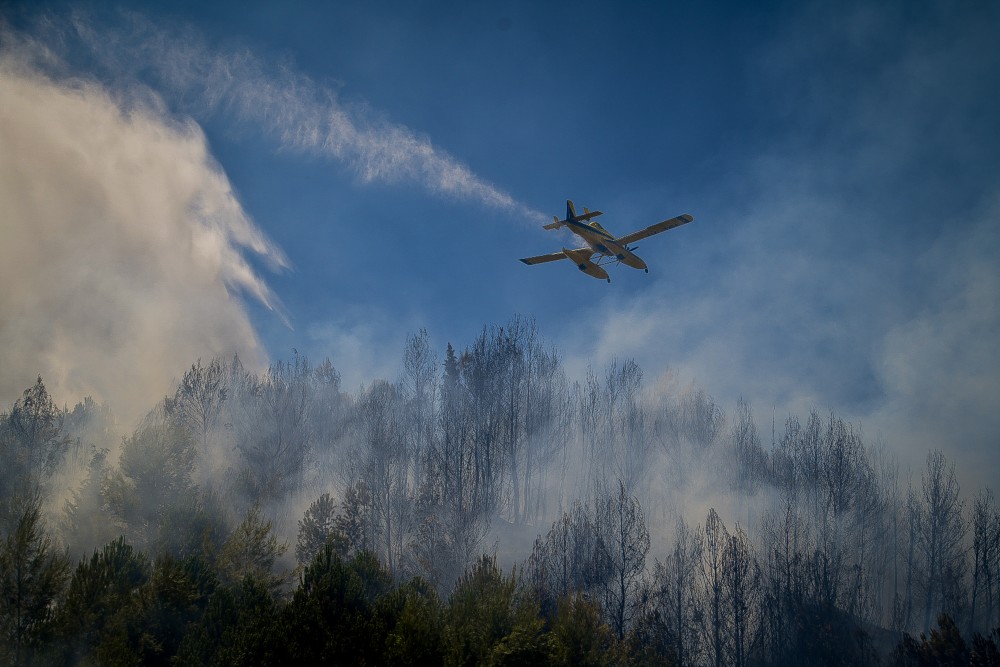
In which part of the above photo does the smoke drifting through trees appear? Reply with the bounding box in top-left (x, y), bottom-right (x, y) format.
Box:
top-left (2, 316), bottom-right (999, 664)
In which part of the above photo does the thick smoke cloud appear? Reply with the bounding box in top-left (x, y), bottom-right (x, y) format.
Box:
top-left (0, 40), bottom-right (287, 421)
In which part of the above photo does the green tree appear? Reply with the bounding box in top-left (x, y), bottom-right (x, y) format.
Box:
top-left (103, 418), bottom-right (197, 553)
top-left (174, 575), bottom-right (278, 667)
top-left (549, 594), bottom-right (623, 667)
top-left (130, 555), bottom-right (217, 666)
top-left (892, 613), bottom-right (970, 667)
top-left (335, 480), bottom-right (375, 555)
top-left (61, 447), bottom-right (117, 561)
top-left (154, 490), bottom-right (230, 565)
top-left (277, 547), bottom-right (394, 663)
top-left (0, 493), bottom-right (71, 666)
top-left (0, 377), bottom-right (69, 496)
top-left (296, 493), bottom-right (346, 567)
top-left (52, 550), bottom-right (213, 666)
top-left (443, 555), bottom-right (549, 666)
top-left (53, 536), bottom-right (150, 664)
top-left (970, 629), bottom-right (1000, 667)
top-left (380, 577), bottom-right (445, 666)
top-left (217, 504), bottom-right (287, 592)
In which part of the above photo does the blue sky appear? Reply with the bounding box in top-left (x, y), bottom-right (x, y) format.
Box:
top-left (2, 0), bottom-right (998, 485)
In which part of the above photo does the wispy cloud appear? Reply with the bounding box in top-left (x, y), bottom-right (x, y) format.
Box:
top-left (54, 11), bottom-right (546, 223)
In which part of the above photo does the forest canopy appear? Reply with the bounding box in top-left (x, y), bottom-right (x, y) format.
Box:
top-left (1, 316), bottom-right (998, 665)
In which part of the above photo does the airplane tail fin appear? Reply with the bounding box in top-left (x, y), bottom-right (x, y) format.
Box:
top-left (566, 200), bottom-right (578, 222)
top-left (542, 200), bottom-right (601, 230)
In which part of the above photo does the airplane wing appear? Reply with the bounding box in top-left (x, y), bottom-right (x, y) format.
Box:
top-left (616, 214), bottom-right (694, 247)
top-left (520, 252), bottom-right (568, 265)
top-left (520, 247), bottom-right (594, 265)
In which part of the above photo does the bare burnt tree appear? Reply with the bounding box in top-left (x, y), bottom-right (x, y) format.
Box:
top-left (722, 524), bottom-right (761, 667)
top-left (521, 343), bottom-right (569, 525)
top-left (307, 357), bottom-right (348, 484)
top-left (765, 410), bottom-right (894, 629)
top-left (354, 379), bottom-right (411, 577)
top-left (650, 516), bottom-right (704, 667)
top-left (410, 342), bottom-right (490, 590)
top-left (499, 317), bottom-right (530, 524)
top-left (401, 329), bottom-right (437, 480)
top-left (432, 316), bottom-right (568, 528)
top-left (605, 359), bottom-right (650, 498)
top-left (915, 450), bottom-right (967, 631)
top-left (527, 500), bottom-right (612, 616)
top-left (680, 388), bottom-right (726, 453)
top-left (814, 415), bottom-right (858, 612)
top-left (231, 357), bottom-right (313, 507)
top-left (575, 358), bottom-right (651, 503)
top-left (165, 357), bottom-right (227, 450)
top-left (459, 328), bottom-right (507, 520)
top-left (701, 508), bottom-right (730, 667)
top-left (970, 488), bottom-right (999, 634)
top-left (594, 479), bottom-right (650, 640)
top-left (436, 342), bottom-right (470, 514)
top-left (901, 481), bottom-right (921, 632)
top-left (757, 502), bottom-right (803, 666)
top-left (528, 482), bottom-right (651, 638)
top-left (577, 369), bottom-right (604, 496)
top-left (731, 398), bottom-right (766, 498)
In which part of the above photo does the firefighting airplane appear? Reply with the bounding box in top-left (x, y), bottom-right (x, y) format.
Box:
top-left (520, 200), bottom-right (694, 282)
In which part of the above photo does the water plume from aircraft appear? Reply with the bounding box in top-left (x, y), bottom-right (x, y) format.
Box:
top-left (53, 11), bottom-right (548, 223)
top-left (0, 32), bottom-right (284, 422)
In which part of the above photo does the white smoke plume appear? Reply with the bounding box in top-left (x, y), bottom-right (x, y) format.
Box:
top-left (0, 31), bottom-right (286, 422)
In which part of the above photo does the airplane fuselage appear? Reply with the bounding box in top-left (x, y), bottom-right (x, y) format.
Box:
top-left (563, 217), bottom-right (648, 271)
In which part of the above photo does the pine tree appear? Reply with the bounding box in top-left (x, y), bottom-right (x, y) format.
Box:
top-left (0, 493), bottom-right (70, 666)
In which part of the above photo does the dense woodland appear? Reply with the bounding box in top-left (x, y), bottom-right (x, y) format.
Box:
top-left (2, 316), bottom-right (999, 665)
